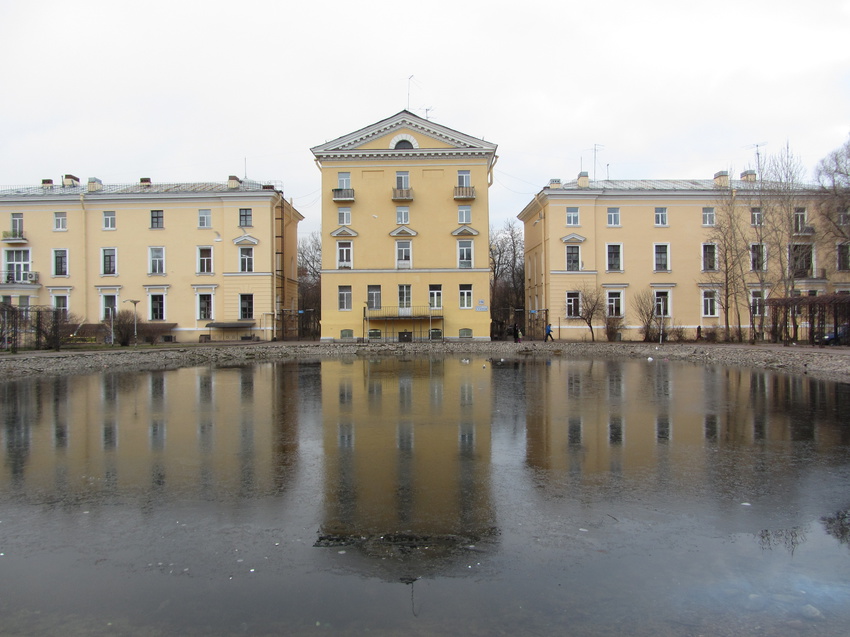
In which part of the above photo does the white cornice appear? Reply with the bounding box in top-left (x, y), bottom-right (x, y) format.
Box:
top-left (330, 227), bottom-right (359, 237)
top-left (389, 225), bottom-right (418, 237)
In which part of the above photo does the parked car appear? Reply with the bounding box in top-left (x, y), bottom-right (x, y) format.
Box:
top-left (821, 326), bottom-right (848, 346)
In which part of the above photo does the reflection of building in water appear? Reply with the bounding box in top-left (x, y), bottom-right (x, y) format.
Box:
top-left (320, 358), bottom-right (493, 539)
top-left (522, 359), bottom-right (849, 478)
top-left (0, 363), bottom-right (301, 500)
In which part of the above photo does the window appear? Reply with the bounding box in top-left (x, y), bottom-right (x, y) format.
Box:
top-left (702, 244), bottom-right (717, 271)
top-left (794, 208), bottom-right (808, 233)
top-left (337, 241), bottom-right (352, 268)
top-left (398, 284), bottom-right (412, 309)
top-left (702, 290), bottom-right (718, 317)
top-left (751, 207), bottom-right (763, 226)
top-left (102, 294), bottom-right (117, 320)
top-left (102, 248), bottom-right (117, 275)
top-left (750, 243), bottom-right (766, 271)
top-left (198, 247), bottom-right (213, 274)
top-left (395, 206), bottom-right (409, 225)
top-left (396, 171), bottom-right (410, 189)
top-left (198, 294), bottom-right (213, 320)
top-left (150, 294), bottom-right (165, 320)
top-left (458, 205), bottom-right (471, 224)
top-left (337, 286), bottom-right (352, 311)
top-left (103, 211), bottom-right (116, 230)
top-left (790, 244), bottom-right (813, 278)
top-left (702, 207), bottom-right (715, 226)
top-left (53, 295), bottom-right (68, 318)
top-left (838, 244), bottom-right (850, 271)
top-left (239, 208), bottom-right (252, 227)
top-left (367, 285), bottom-right (382, 310)
top-left (239, 247), bottom-right (254, 273)
top-left (751, 290), bottom-right (766, 317)
top-left (458, 240), bottom-right (473, 268)
top-left (149, 247), bottom-right (165, 275)
top-left (457, 170), bottom-right (471, 187)
top-left (338, 172), bottom-right (351, 189)
top-left (52, 249), bottom-right (68, 276)
top-left (11, 213), bottom-right (23, 237)
top-left (150, 210), bottom-right (164, 229)
top-left (838, 210), bottom-right (849, 226)
top-left (240, 294), bottom-right (254, 319)
top-left (607, 207), bottom-right (620, 226)
top-left (654, 244), bottom-right (669, 271)
top-left (429, 284), bottom-right (442, 309)
top-left (54, 211), bottom-right (67, 231)
top-left (198, 209), bottom-right (211, 228)
top-left (5, 249), bottom-right (30, 282)
top-left (607, 244), bottom-right (622, 271)
top-left (566, 207), bottom-right (580, 226)
top-left (654, 290), bottom-right (670, 317)
top-left (607, 291), bottom-right (622, 317)
top-left (655, 207), bottom-right (668, 226)
top-left (338, 207), bottom-right (351, 226)
top-left (459, 284), bottom-right (473, 309)
top-left (396, 240), bottom-right (411, 268)
top-left (565, 245), bottom-right (580, 271)
top-left (566, 291), bottom-right (580, 317)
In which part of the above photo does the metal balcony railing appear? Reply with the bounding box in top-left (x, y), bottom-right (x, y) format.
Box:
top-left (365, 305), bottom-right (443, 320)
top-left (332, 188), bottom-right (355, 201)
top-left (2, 270), bottom-right (40, 284)
top-left (2, 230), bottom-right (27, 243)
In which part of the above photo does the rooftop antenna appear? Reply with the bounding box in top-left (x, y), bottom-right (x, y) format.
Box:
top-left (593, 144), bottom-right (605, 181)
top-left (407, 75), bottom-right (414, 111)
top-left (244, 157), bottom-right (247, 180)
top-left (745, 142), bottom-right (768, 174)
top-left (423, 106), bottom-right (434, 120)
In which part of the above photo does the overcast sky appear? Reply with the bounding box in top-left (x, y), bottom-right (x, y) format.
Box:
top-left (2, 0), bottom-right (849, 235)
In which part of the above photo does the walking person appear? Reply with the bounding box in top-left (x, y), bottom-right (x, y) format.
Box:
top-left (513, 323), bottom-right (520, 344)
top-left (545, 323), bottom-right (554, 342)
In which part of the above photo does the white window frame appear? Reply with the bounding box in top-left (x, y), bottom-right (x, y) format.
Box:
top-left (396, 240), bottom-right (412, 269)
top-left (52, 248), bottom-right (69, 277)
top-left (457, 170), bottom-right (471, 187)
top-left (101, 247), bottom-right (117, 276)
top-left (654, 290), bottom-right (670, 317)
top-left (566, 207), bottom-right (580, 226)
top-left (338, 286), bottom-right (352, 311)
top-left (606, 290), bottom-right (623, 317)
top-left (654, 207), bottom-right (668, 227)
top-left (239, 247), bottom-right (254, 273)
top-left (458, 239), bottom-right (473, 269)
top-left (429, 284), bottom-right (442, 309)
top-left (607, 207), bottom-right (620, 227)
top-left (565, 245), bottom-right (580, 272)
top-left (11, 213), bottom-right (23, 236)
top-left (197, 292), bottom-right (214, 320)
top-left (240, 293), bottom-right (254, 319)
top-left (702, 290), bottom-right (718, 317)
top-left (396, 171), bottom-right (410, 189)
top-left (751, 207), bottom-right (763, 226)
top-left (838, 243), bottom-right (850, 271)
top-left (702, 207), bottom-right (715, 226)
top-left (367, 285), bottom-right (381, 310)
top-left (750, 243), bottom-right (766, 271)
top-left (337, 172), bottom-right (351, 189)
top-left (653, 243), bottom-right (670, 272)
top-left (793, 207), bottom-right (808, 233)
top-left (459, 284), bottom-right (473, 309)
top-left (398, 284), bottom-right (412, 309)
top-left (750, 290), bottom-right (766, 317)
top-left (53, 211), bottom-right (67, 231)
top-left (396, 206), bottom-right (409, 225)
top-left (197, 246), bottom-right (213, 274)
top-left (566, 291), bottom-right (580, 317)
top-left (198, 209), bottom-right (212, 228)
top-left (149, 247), bottom-right (165, 275)
top-left (102, 294), bottom-right (117, 320)
top-left (338, 207), bottom-right (351, 226)
top-left (103, 210), bottom-right (116, 230)
top-left (337, 241), bottom-right (352, 268)
top-left (149, 293), bottom-right (166, 321)
top-left (606, 243), bottom-right (622, 272)
top-left (458, 205), bottom-right (471, 224)
top-left (702, 243), bottom-right (717, 271)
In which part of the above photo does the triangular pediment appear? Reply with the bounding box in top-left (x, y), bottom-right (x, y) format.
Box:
top-left (311, 110), bottom-right (497, 159)
top-left (560, 233), bottom-right (586, 243)
top-left (233, 234), bottom-right (260, 246)
top-left (389, 225), bottom-right (418, 237)
top-left (451, 226), bottom-right (480, 236)
top-left (330, 227), bottom-right (359, 237)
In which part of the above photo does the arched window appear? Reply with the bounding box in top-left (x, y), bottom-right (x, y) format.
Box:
top-left (394, 139), bottom-right (414, 149)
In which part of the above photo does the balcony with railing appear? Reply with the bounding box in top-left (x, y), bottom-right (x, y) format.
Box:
top-left (453, 186), bottom-right (476, 200)
top-left (392, 188), bottom-right (414, 201)
top-left (365, 305), bottom-right (443, 320)
top-left (2, 230), bottom-right (27, 244)
top-left (791, 266), bottom-right (826, 279)
top-left (332, 188), bottom-right (355, 202)
top-left (2, 270), bottom-right (40, 285)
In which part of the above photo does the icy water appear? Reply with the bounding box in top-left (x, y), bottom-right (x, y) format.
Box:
top-left (0, 356), bottom-right (849, 637)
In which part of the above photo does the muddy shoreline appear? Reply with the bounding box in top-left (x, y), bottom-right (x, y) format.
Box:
top-left (2, 340), bottom-right (849, 384)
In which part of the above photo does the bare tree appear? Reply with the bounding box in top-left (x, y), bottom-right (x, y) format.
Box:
top-left (631, 288), bottom-right (660, 342)
top-left (815, 134), bottom-right (850, 242)
top-left (574, 283), bottom-right (604, 341)
top-left (489, 220), bottom-right (525, 335)
top-left (297, 231), bottom-right (322, 339)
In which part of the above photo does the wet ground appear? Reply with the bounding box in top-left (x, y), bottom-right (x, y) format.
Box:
top-left (0, 356), bottom-right (848, 636)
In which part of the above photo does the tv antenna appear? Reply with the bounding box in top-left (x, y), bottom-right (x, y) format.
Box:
top-left (745, 142), bottom-right (768, 173)
top-left (407, 75), bottom-right (414, 110)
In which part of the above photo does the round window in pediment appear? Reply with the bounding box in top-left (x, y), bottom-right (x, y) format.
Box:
top-left (394, 139), bottom-right (414, 149)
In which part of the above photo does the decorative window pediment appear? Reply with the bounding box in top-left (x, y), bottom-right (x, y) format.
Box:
top-left (330, 227), bottom-right (359, 237)
top-left (233, 234), bottom-right (260, 246)
top-left (560, 233), bottom-right (586, 243)
top-left (389, 225), bottom-right (418, 237)
top-left (451, 226), bottom-right (480, 236)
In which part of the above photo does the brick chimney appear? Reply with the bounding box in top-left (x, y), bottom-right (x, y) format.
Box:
top-left (227, 175), bottom-right (242, 189)
top-left (740, 170), bottom-right (757, 182)
top-left (713, 171), bottom-right (729, 188)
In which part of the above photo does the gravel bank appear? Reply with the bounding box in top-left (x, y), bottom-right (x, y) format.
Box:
top-left (2, 340), bottom-right (850, 384)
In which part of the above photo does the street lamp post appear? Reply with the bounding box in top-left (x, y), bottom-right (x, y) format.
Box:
top-left (124, 299), bottom-right (140, 346)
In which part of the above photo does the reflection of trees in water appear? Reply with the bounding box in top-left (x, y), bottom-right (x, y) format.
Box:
top-left (755, 527), bottom-right (807, 555)
top-left (821, 509), bottom-right (850, 546)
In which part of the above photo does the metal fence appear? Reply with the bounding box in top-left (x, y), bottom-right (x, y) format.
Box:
top-left (0, 304), bottom-right (83, 353)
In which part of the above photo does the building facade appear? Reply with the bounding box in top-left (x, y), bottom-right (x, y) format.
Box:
top-left (311, 111), bottom-right (497, 342)
top-left (519, 171), bottom-right (850, 341)
top-left (1, 175), bottom-right (302, 342)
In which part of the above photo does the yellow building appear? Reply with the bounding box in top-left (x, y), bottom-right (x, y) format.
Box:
top-left (311, 111), bottom-right (498, 342)
top-left (519, 171), bottom-right (849, 341)
top-left (0, 175), bottom-right (302, 342)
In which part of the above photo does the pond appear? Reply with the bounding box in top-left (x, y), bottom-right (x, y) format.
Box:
top-left (1, 356), bottom-right (849, 636)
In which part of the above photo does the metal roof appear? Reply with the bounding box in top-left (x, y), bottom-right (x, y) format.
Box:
top-left (553, 178), bottom-right (813, 192)
top-left (0, 179), bottom-right (284, 199)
